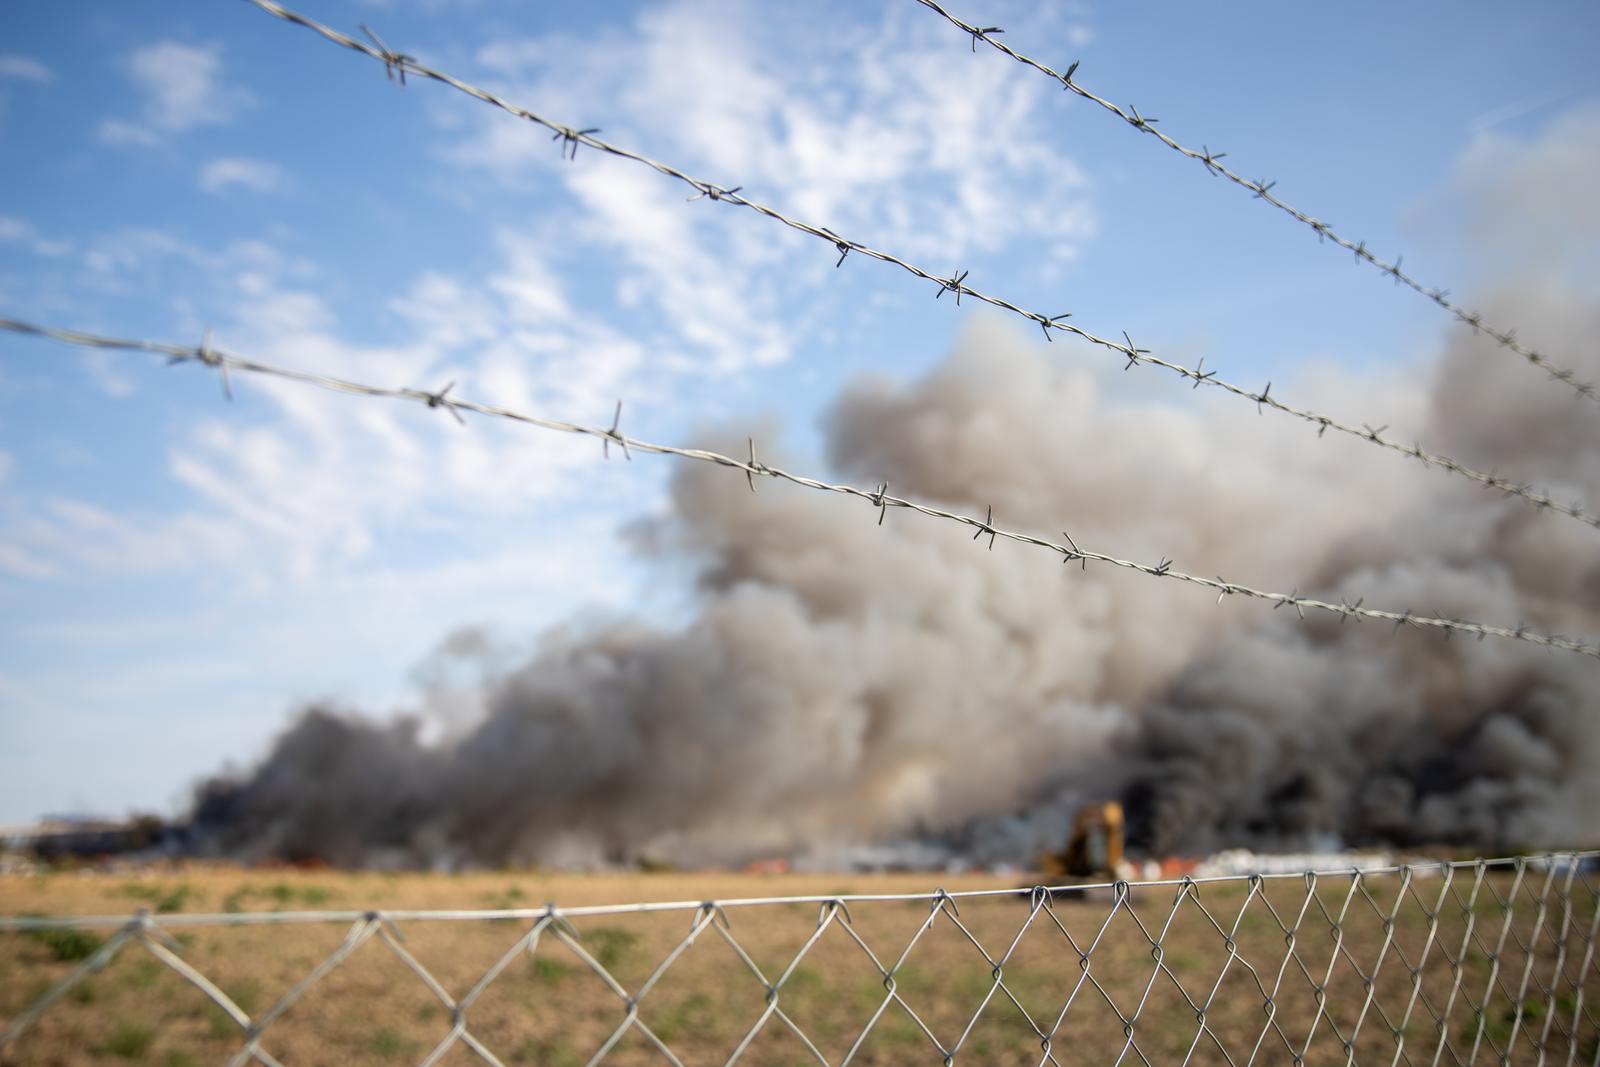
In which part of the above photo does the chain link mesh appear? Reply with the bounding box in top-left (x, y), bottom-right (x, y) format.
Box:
top-left (3, 855), bottom-right (1595, 1065)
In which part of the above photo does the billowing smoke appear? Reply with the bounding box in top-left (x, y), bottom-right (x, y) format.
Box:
top-left (191, 114), bottom-right (1600, 869)
top-left (1117, 280), bottom-right (1600, 857)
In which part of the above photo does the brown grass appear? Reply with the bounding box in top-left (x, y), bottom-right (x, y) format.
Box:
top-left (1, 866), bottom-right (1595, 1066)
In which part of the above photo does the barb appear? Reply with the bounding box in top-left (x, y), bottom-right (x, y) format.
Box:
top-left (910, 0), bottom-right (1600, 404)
top-left (239, 0), bottom-right (1600, 534)
top-left (7, 314), bottom-right (1598, 662)
top-left (3, 853), bottom-right (1593, 1067)
top-left (358, 23), bottom-right (411, 85)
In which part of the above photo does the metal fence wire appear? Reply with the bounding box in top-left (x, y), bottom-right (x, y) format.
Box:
top-left (4, 314), bottom-right (1597, 662)
top-left (909, 0), bottom-right (1597, 406)
top-left (3, 6), bottom-right (1599, 1066)
top-left (239, 0), bottom-right (1600, 535)
top-left (2, 854), bottom-right (1596, 1066)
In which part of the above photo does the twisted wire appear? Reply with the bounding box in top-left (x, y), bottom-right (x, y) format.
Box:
top-left (3, 853), bottom-right (1595, 1067)
top-left (909, 0), bottom-right (1599, 406)
top-left (5, 314), bottom-right (1597, 661)
top-left (236, 0), bottom-right (1600, 536)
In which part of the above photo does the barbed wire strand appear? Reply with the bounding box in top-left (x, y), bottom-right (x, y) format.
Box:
top-left (909, 0), bottom-right (1599, 407)
top-left (236, 0), bottom-right (1600, 536)
top-left (2, 854), bottom-right (1595, 1067)
top-left (5, 313), bottom-right (1597, 663)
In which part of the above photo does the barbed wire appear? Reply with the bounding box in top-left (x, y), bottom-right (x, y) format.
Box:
top-left (909, 0), bottom-right (1599, 407)
top-left (238, 0), bottom-right (1600, 538)
top-left (2, 853), bottom-right (1596, 1066)
top-left (6, 313), bottom-right (1598, 663)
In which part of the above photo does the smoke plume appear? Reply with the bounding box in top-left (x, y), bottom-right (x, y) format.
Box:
top-left (192, 113), bottom-right (1600, 868)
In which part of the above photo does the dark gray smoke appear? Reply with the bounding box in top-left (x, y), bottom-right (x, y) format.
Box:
top-left (191, 114), bottom-right (1600, 868)
top-left (1116, 281), bottom-right (1600, 857)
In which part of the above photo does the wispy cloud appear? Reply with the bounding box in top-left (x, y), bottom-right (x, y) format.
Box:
top-left (1467, 88), bottom-right (1578, 135)
top-left (0, 216), bottom-right (73, 257)
top-left (0, 55), bottom-right (53, 84)
top-left (0, 541), bottom-right (58, 580)
top-left (98, 41), bottom-right (250, 146)
top-left (0, 451), bottom-right (61, 580)
top-left (355, 0), bottom-right (482, 9)
top-left (444, 0), bottom-right (1095, 372)
top-left (2, 229), bottom-right (644, 584)
top-left (489, 3), bottom-right (1096, 254)
top-left (199, 157), bottom-right (289, 195)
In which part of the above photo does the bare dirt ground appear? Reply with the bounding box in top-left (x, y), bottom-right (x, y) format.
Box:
top-left (1, 865), bottom-right (1594, 1066)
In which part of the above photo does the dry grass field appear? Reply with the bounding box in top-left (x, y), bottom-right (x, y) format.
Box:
top-left (1, 864), bottom-right (1595, 1066)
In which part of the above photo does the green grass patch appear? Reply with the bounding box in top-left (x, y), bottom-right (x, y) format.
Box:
top-left (781, 965), bottom-right (824, 993)
top-left (103, 1021), bottom-right (155, 1059)
top-left (651, 991), bottom-right (721, 1044)
top-left (483, 885), bottom-right (528, 908)
top-left (531, 956), bottom-right (570, 984)
top-left (1462, 997), bottom-right (1550, 1051)
top-left (583, 926), bottom-right (639, 970)
top-left (221, 882), bottom-right (333, 912)
top-left (872, 1009), bottom-right (927, 1047)
top-left (205, 979), bottom-right (261, 1037)
top-left (118, 883), bottom-right (195, 914)
top-left (298, 885), bottom-right (332, 906)
top-left (24, 924), bottom-right (104, 962)
top-left (369, 1026), bottom-right (417, 1057)
top-left (125, 957), bottom-right (163, 992)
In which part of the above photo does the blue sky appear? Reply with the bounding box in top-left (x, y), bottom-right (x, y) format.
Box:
top-left (1, 0), bottom-right (1597, 823)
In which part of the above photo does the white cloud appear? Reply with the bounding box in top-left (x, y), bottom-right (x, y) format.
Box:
top-left (98, 41), bottom-right (249, 146)
top-left (565, 162), bottom-right (790, 370)
top-left (82, 350), bottom-right (136, 399)
top-left (66, 226), bottom-right (319, 307)
top-left (82, 227), bottom-right (205, 276)
top-left (445, 0), bottom-right (1095, 371)
top-left (0, 0), bottom-right (1107, 820)
top-left (0, 55), bottom-right (52, 84)
top-left (0, 215), bottom-right (72, 258)
top-left (2, 229), bottom-right (646, 585)
top-left (355, 0), bottom-right (481, 9)
top-left (199, 157), bottom-right (289, 195)
top-left (1467, 89), bottom-right (1576, 135)
top-left (0, 541), bottom-right (57, 580)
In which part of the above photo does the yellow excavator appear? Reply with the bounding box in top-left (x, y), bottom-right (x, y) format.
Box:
top-left (1039, 801), bottom-right (1125, 879)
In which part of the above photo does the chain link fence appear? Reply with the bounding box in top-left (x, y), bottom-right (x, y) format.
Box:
top-left (2, 6), bottom-right (1597, 1067)
top-left (2, 854), bottom-right (1596, 1066)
